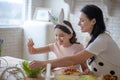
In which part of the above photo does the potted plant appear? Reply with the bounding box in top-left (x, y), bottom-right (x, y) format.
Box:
top-left (21, 61), bottom-right (45, 78)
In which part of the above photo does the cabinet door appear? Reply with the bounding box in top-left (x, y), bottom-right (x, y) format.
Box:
top-left (0, 28), bottom-right (23, 58)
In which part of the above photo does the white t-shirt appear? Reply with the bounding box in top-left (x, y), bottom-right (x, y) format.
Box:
top-left (86, 32), bottom-right (120, 78)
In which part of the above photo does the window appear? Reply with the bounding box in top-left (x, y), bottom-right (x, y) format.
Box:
top-left (0, 0), bottom-right (27, 26)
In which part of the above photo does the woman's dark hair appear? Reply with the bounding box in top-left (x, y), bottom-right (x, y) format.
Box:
top-left (55, 20), bottom-right (79, 44)
top-left (81, 4), bottom-right (106, 46)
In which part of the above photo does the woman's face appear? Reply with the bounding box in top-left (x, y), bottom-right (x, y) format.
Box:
top-left (78, 12), bottom-right (96, 34)
top-left (54, 28), bottom-right (72, 47)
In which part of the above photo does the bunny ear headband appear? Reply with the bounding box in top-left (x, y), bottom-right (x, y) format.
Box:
top-left (48, 8), bottom-right (73, 34)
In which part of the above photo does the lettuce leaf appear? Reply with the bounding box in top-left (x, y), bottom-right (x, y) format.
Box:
top-left (21, 61), bottom-right (45, 75)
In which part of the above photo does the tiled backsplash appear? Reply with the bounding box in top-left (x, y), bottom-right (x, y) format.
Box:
top-left (0, 28), bottom-right (23, 58)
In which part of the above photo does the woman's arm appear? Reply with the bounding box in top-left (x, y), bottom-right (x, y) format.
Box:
top-left (29, 50), bottom-right (95, 69)
top-left (50, 50), bottom-right (95, 67)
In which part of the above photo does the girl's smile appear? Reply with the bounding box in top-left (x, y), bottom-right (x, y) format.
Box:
top-left (55, 28), bottom-right (72, 47)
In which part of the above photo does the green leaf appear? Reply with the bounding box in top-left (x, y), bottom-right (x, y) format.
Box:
top-left (21, 61), bottom-right (44, 76)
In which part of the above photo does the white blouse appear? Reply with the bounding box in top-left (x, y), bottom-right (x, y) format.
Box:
top-left (86, 32), bottom-right (120, 79)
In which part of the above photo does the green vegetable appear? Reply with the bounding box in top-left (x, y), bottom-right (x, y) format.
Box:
top-left (21, 61), bottom-right (45, 76)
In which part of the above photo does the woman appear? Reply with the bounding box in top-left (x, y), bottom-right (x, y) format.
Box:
top-left (29, 5), bottom-right (120, 79)
top-left (27, 20), bottom-right (85, 70)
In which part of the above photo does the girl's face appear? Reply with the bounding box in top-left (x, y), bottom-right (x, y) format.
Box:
top-left (78, 12), bottom-right (96, 34)
top-left (54, 28), bottom-right (72, 47)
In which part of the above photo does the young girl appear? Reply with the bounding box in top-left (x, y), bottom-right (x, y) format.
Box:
top-left (27, 20), bottom-right (84, 58)
top-left (27, 20), bottom-right (87, 71)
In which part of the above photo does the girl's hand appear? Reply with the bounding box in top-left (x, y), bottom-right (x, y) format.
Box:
top-left (27, 38), bottom-right (34, 47)
top-left (27, 38), bottom-right (35, 54)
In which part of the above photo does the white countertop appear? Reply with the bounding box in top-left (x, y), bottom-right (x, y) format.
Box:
top-left (0, 56), bottom-right (24, 67)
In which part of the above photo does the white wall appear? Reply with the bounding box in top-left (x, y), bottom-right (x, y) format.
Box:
top-left (23, 21), bottom-right (55, 60)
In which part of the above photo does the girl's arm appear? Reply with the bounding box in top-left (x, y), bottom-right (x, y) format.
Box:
top-left (27, 38), bottom-right (51, 54)
top-left (32, 45), bottom-right (51, 54)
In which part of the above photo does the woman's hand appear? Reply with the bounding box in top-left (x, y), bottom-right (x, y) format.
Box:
top-left (29, 60), bottom-right (45, 69)
top-left (27, 38), bottom-right (35, 54)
